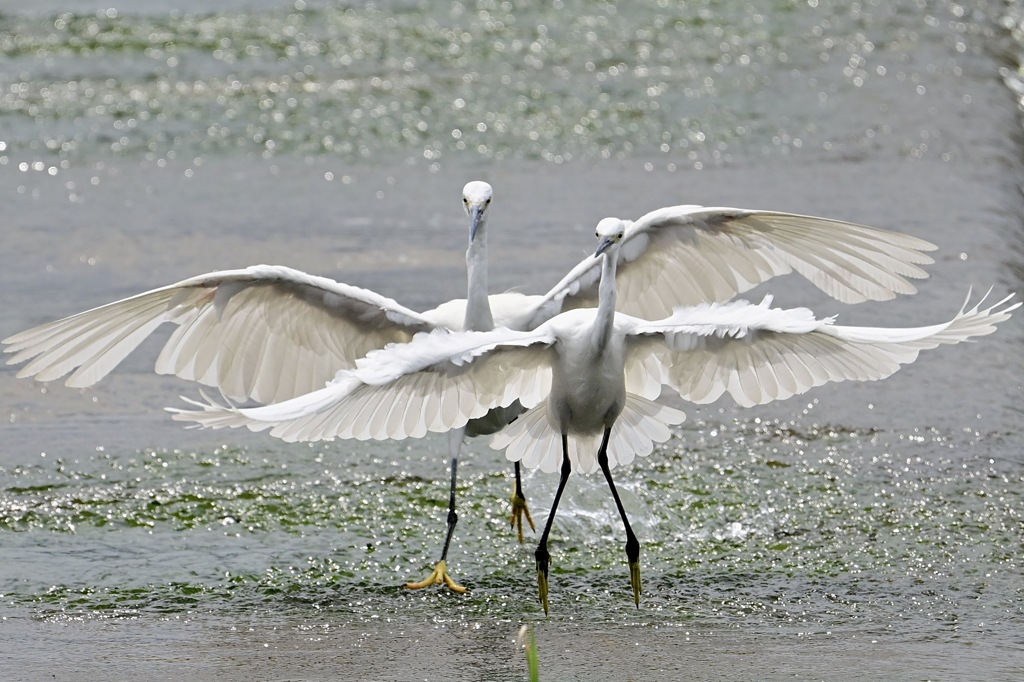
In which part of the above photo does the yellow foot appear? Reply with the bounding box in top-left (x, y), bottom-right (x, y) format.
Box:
top-left (629, 560), bottom-right (642, 607)
top-left (510, 491), bottom-right (536, 544)
top-left (404, 560), bottom-right (467, 594)
top-left (537, 566), bottom-right (550, 615)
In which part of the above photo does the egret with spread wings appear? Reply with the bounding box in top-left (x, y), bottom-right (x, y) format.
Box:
top-left (172, 219), bottom-right (1016, 613)
top-left (4, 202), bottom-right (939, 398)
top-left (6, 194), bottom-right (940, 597)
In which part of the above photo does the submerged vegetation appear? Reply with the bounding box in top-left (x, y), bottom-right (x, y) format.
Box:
top-left (3, 415), bottom-right (1020, 636)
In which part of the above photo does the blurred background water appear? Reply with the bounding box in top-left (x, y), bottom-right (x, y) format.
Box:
top-left (1, 1), bottom-right (1024, 680)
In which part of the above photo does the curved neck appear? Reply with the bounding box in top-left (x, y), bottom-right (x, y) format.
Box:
top-left (593, 251), bottom-right (618, 351)
top-left (465, 222), bottom-right (494, 331)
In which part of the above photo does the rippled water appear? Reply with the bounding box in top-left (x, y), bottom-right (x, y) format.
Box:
top-left (2, 1), bottom-right (1024, 680)
top-left (3, 0), bottom-right (1001, 169)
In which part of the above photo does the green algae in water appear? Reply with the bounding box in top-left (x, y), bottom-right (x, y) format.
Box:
top-left (3, 414), bottom-right (1021, 635)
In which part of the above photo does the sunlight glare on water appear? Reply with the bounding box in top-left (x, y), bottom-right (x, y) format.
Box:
top-left (2, 0), bottom-right (1024, 679)
top-left (0, 0), bottom-right (983, 171)
top-left (2, 411), bottom-right (1020, 636)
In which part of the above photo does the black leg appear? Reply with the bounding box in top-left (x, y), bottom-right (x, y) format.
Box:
top-left (597, 427), bottom-right (641, 607)
top-left (439, 455), bottom-right (459, 561)
top-left (535, 434), bottom-right (571, 615)
top-left (510, 460), bottom-right (536, 543)
top-left (405, 429), bottom-right (466, 593)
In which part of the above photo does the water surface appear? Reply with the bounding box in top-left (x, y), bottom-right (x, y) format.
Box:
top-left (2, 1), bottom-right (1024, 680)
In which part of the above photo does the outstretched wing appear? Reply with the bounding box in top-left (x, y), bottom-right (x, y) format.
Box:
top-left (528, 206), bottom-right (937, 327)
top-left (171, 326), bottom-right (557, 443)
top-left (624, 290), bottom-right (1018, 408)
top-left (3, 264), bottom-right (436, 404)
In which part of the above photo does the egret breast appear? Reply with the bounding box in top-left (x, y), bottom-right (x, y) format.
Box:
top-left (547, 326), bottom-right (627, 435)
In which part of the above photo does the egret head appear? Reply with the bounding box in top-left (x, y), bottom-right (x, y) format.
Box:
top-left (594, 218), bottom-right (626, 258)
top-left (462, 181), bottom-right (493, 242)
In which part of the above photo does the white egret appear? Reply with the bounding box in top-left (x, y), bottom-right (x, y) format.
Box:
top-left (171, 220), bottom-right (1017, 613)
top-left (5, 180), bottom-right (543, 593)
top-left (404, 180), bottom-right (534, 594)
top-left (2, 201), bottom-right (940, 399)
top-left (6, 194), bottom-right (945, 597)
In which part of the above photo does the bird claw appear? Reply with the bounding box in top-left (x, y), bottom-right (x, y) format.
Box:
top-left (629, 560), bottom-right (642, 607)
top-left (404, 560), bottom-right (467, 594)
top-left (537, 566), bottom-right (550, 616)
top-left (510, 490), bottom-right (536, 544)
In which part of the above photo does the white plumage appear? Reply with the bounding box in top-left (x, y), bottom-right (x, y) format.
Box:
top-left (4, 187), bottom-right (954, 607)
top-left (169, 217), bottom-right (1016, 612)
top-left (4, 202), bottom-right (938, 402)
top-left (173, 282), bottom-right (1017, 471)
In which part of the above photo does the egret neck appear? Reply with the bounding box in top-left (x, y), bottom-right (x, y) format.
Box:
top-left (592, 232), bottom-right (620, 353)
top-left (465, 201), bottom-right (494, 332)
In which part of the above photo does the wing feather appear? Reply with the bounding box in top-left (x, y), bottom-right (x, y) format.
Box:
top-left (17, 296), bottom-right (170, 385)
top-left (3, 265), bottom-right (435, 403)
top-left (627, 292), bottom-right (1018, 409)
top-left (532, 206), bottom-right (938, 324)
top-left (171, 326), bottom-right (558, 442)
top-left (171, 289), bottom-right (1015, 467)
top-left (491, 394), bottom-right (685, 474)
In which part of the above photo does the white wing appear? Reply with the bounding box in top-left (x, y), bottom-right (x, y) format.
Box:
top-left (2, 264), bottom-right (435, 403)
top-left (624, 290), bottom-right (1019, 409)
top-left (171, 326), bottom-right (558, 443)
top-left (529, 206), bottom-right (937, 326)
top-left (172, 290), bottom-right (1017, 466)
